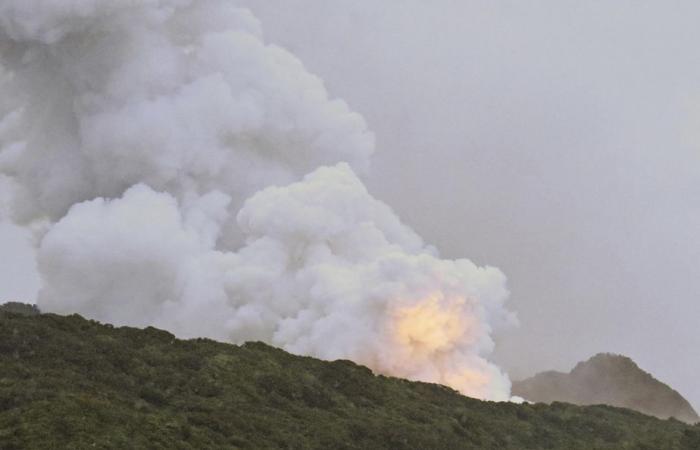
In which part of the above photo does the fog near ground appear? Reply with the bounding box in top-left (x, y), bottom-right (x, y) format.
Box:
top-left (237, 1), bottom-right (700, 408)
top-left (1, 1), bottom-right (699, 407)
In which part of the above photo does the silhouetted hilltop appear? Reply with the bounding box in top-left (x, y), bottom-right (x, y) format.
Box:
top-left (513, 353), bottom-right (699, 424)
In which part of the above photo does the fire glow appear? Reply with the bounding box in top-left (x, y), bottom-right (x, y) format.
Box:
top-left (380, 293), bottom-right (499, 398)
top-left (392, 294), bottom-right (468, 355)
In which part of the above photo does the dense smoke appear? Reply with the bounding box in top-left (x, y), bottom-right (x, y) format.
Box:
top-left (0, 0), bottom-right (514, 400)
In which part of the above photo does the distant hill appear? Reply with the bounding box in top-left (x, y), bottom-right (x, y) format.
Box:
top-left (1, 309), bottom-right (699, 449)
top-left (513, 353), bottom-right (699, 424)
top-left (0, 301), bottom-right (40, 316)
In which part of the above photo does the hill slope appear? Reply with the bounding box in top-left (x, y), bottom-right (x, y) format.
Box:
top-left (1, 311), bottom-right (699, 449)
top-left (512, 353), bottom-right (699, 424)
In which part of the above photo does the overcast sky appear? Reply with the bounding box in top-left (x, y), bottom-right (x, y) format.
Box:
top-left (239, 0), bottom-right (700, 408)
top-left (3, 1), bottom-right (700, 408)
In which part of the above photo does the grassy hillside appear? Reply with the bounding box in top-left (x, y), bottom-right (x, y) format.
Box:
top-left (513, 353), bottom-right (699, 424)
top-left (1, 310), bottom-right (699, 449)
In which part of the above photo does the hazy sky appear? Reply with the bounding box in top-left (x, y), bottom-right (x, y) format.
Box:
top-left (2, 1), bottom-right (700, 408)
top-left (238, 0), bottom-right (700, 408)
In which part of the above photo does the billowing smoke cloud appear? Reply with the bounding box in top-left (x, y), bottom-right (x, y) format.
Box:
top-left (0, 0), bottom-right (372, 231)
top-left (0, 0), bottom-right (515, 400)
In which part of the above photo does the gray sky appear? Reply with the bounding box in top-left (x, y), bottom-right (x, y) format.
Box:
top-left (2, 1), bottom-right (700, 408)
top-left (239, 0), bottom-right (700, 408)
top-left (0, 223), bottom-right (38, 301)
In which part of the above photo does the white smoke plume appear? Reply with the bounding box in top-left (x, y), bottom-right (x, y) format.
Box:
top-left (0, 0), bottom-right (515, 400)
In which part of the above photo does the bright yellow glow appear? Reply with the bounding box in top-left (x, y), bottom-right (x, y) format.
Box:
top-left (382, 294), bottom-right (501, 399)
top-left (392, 294), bottom-right (466, 354)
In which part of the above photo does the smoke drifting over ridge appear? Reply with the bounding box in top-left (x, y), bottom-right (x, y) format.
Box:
top-left (0, 1), bottom-right (514, 400)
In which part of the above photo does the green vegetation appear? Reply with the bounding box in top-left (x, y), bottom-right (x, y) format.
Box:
top-left (1, 310), bottom-right (699, 449)
top-left (0, 302), bottom-right (40, 316)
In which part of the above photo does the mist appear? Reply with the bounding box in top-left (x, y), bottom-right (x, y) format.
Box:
top-left (2, 1), bottom-right (700, 407)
